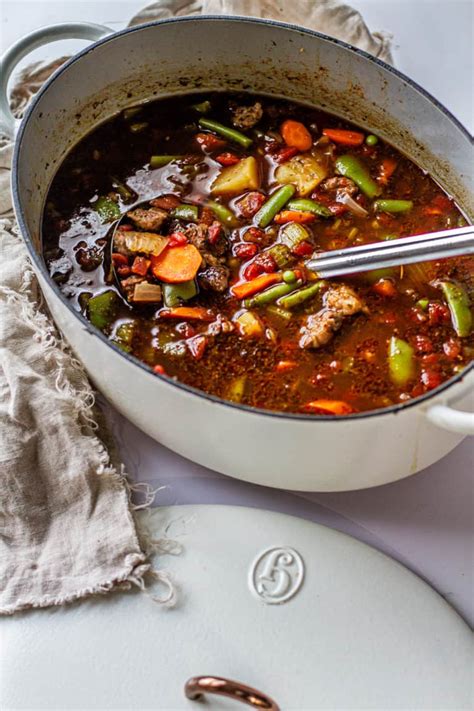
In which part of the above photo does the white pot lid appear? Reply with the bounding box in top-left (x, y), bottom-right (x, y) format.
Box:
top-left (2, 505), bottom-right (472, 709)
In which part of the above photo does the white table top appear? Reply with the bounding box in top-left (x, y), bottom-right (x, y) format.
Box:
top-left (2, 0), bottom-right (473, 625)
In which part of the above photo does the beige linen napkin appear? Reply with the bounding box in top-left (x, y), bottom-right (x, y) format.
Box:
top-left (0, 0), bottom-right (392, 615)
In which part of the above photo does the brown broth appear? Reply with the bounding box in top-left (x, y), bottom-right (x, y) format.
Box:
top-left (43, 92), bottom-right (474, 414)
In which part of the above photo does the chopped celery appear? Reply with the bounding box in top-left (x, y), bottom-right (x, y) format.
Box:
top-left (280, 221), bottom-right (310, 250)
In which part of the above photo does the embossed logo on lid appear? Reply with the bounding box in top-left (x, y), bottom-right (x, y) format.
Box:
top-left (249, 547), bottom-right (304, 604)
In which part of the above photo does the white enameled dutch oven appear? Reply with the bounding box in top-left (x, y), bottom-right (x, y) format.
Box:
top-left (1, 17), bottom-right (473, 492)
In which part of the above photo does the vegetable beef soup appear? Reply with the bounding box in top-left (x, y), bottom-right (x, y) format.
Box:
top-left (43, 93), bottom-right (473, 415)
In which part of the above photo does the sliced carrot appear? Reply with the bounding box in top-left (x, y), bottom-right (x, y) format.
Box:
top-left (372, 278), bottom-right (397, 298)
top-left (377, 157), bottom-right (398, 185)
top-left (322, 128), bottom-right (365, 146)
top-left (159, 306), bottom-right (214, 322)
top-left (303, 399), bottom-right (355, 415)
top-left (281, 120), bottom-right (313, 151)
top-left (151, 244), bottom-right (202, 283)
top-left (231, 272), bottom-right (282, 300)
top-left (274, 210), bottom-right (316, 224)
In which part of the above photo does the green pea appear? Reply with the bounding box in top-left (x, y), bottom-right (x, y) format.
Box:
top-left (366, 134), bottom-right (379, 146)
top-left (283, 270), bottom-right (297, 284)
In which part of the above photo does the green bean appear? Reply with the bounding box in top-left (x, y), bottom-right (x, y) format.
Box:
top-left (366, 134), bottom-right (378, 146)
top-left (88, 290), bottom-right (119, 331)
top-left (255, 185), bottom-right (296, 228)
top-left (171, 204), bottom-right (199, 222)
top-left (206, 200), bottom-right (239, 226)
top-left (277, 280), bottom-right (325, 309)
top-left (374, 199), bottom-right (413, 214)
top-left (94, 196), bottom-right (120, 223)
top-left (191, 100), bottom-right (212, 114)
top-left (163, 280), bottom-right (198, 308)
top-left (388, 337), bottom-right (415, 386)
top-left (149, 155), bottom-right (183, 168)
top-left (335, 155), bottom-right (381, 198)
top-left (244, 280), bottom-right (301, 308)
top-left (266, 304), bottom-right (292, 321)
top-left (439, 280), bottom-right (472, 337)
top-left (286, 198), bottom-right (332, 218)
top-left (268, 244), bottom-right (292, 269)
top-left (198, 117), bottom-right (253, 148)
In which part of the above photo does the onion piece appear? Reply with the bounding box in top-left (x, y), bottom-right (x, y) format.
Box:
top-left (336, 192), bottom-right (369, 217)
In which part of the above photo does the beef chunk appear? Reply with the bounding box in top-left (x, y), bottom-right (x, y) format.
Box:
top-left (231, 102), bottom-right (263, 130)
top-left (299, 284), bottom-right (366, 350)
top-left (127, 206), bottom-right (168, 232)
top-left (320, 176), bottom-right (358, 198)
top-left (299, 310), bottom-right (343, 350)
top-left (184, 222), bottom-right (228, 258)
top-left (324, 283), bottom-right (365, 316)
top-left (198, 265), bottom-right (229, 293)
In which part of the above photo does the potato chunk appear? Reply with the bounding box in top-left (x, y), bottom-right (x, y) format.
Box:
top-left (275, 153), bottom-right (327, 196)
top-left (211, 156), bottom-right (260, 195)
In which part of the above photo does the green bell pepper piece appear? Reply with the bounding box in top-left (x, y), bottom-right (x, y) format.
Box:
top-left (439, 280), bottom-right (472, 337)
top-left (162, 280), bottom-right (198, 308)
top-left (95, 196), bottom-right (120, 223)
top-left (88, 290), bottom-right (119, 331)
top-left (388, 336), bottom-right (415, 386)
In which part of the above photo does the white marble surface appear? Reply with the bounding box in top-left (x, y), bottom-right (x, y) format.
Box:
top-left (2, 0), bottom-right (473, 625)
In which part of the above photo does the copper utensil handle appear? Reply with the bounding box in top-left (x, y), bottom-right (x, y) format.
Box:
top-left (185, 676), bottom-right (280, 710)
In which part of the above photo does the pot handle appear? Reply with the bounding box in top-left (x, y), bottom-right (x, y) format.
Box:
top-left (426, 403), bottom-right (474, 435)
top-left (0, 22), bottom-right (112, 139)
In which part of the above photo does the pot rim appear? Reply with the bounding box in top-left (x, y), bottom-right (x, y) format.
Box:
top-left (12, 14), bottom-right (474, 423)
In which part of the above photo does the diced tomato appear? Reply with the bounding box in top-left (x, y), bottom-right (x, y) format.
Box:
top-left (236, 191), bottom-right (266, 218)
top-left (421, 368), bottom-right (442, 391)
top-left (243, 261), bottom-right (265, 280)
top-left (264, 140), bottom-right (282, 155)
top-left (274, 146), bottom-right (299, 164)
top-left (428, 302), bottom-right (450, 326)
top-left (151, 194), bottom-right (181, 210)
top-left (443, 337), bottom-right (461, 360)
top-left (187, 334), bottom-right (208, 360)
top-left (292, 240), bottom-right (314, 257)
top-left (117, 265), bottom-right (131, 277)
top-left (431, 194), bottom-right (453, 212)
top-left (167, 232), bottom-right (188, 248)
top-left (131, 256), bottom-right (151, 276)
top-left (117, 224), bottom-right (133, 232)
top-left (276, 360), bottom-right (297, 372)
top-left (215, 152), bottom-right (240, 166)
top-left (372, 278), bottom-right (397, 298)
top-left (413, 334), bottom-right (433, 354)
top-left (153, 364), bottom-right (166, 375)
top-left (195, 132), bottom-right (226, 151)
top-left (112, 252), bottom-right (129, 267)
top-left (243, 226), bottom-right (267, 243)
top-left (255, 252), bottom-right (278, 273)
top-left (208, 221), bottom-right (222, 245)
top-left (421, 353), bottom-right (440, 366)
top-left (176, 322), bottom-right (197, 338)
top-left (234, 242), bottom-right (258, 259)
